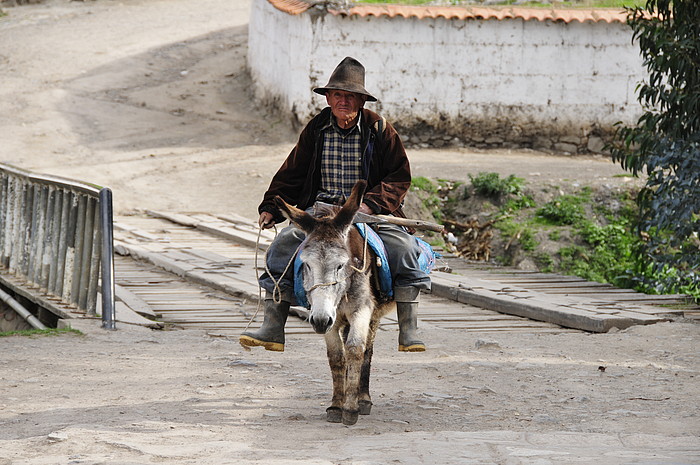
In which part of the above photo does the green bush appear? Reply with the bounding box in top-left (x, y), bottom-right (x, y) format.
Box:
top-left (411, 176), bottom-right (438, 193)
top-left (470, 172), bottom-right (524, 198)
top-left (536, 195), bottom-right (586, 225)
top-left (495, 218), bottom-right (538, 252)
top-left (503, 194), bottom-right (535, 212)
top-left (609, 0), bottom-right (700, 300)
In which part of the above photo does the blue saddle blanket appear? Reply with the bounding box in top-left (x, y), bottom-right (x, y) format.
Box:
top-left (294, 224), bottom-right (438, 309)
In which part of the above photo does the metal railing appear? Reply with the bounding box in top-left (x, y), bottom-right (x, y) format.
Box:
top-left (0, 163), bottom-right (115, 329)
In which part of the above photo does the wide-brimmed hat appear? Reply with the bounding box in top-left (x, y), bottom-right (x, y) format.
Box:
top-left (313, 57), bottom-right (377, 102)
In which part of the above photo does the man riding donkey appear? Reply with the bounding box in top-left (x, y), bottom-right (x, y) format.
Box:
top-left (240, 57), bottom-right (431, 353)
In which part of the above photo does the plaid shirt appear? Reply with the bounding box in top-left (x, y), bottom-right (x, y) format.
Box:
top-left (316, 114), bottom-right (363, 204)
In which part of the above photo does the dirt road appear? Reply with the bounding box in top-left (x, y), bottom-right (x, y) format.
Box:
top-left (0, 0), bottom-right (698, 463)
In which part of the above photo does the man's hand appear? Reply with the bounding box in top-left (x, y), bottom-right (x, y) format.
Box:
top-left (358, 203), bottom-right (373, 215)
top-left (258, 212), bottom-right (275, 229)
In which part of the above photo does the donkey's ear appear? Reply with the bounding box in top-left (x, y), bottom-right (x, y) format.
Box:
top-left (334, 180), bottom-right (367, 230)
top-left (273, 196), bottom-right (316, 233)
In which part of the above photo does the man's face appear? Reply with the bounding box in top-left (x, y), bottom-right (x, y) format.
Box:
top-left (326, 90), bottom-right (366, 128)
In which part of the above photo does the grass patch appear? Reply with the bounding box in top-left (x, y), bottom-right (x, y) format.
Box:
top-left (536, 189), bottom-right (591, 226)
top-left (0, 327), bottom-right (82, 338)
top-left (495, 217), bottom-right (538, 252)
top-left (533, 251), bottom-right (555, 272)
top-left (548, 229), bottom-right (561, 241)
top-left (411, 176), bottom-right (458, 222)
top-left (411, 176), bottom-right (441, 220)
top-left (503, 194), bottom-right (535, 212)
top-left (411, 176), bottom-right (438, 194)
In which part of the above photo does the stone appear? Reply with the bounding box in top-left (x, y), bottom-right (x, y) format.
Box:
top-left (560, 135), bottom-right (581, 145)
top-left (533, 137), bottom-right (553, 150)
top-left (553, 142), bottom-right (578, 154)
top-left (515, 257), bottom-right (538, 271)
top-left (47, 431), bottom-right (68, 443)
top-left (422, 391), bottom-right (454, 399)
top-left (228, 359), bottom-right (258, 367)
top-left (475, 338), bottom-right (501, 349)
top-left (587, 136), bottom-right (606, 153)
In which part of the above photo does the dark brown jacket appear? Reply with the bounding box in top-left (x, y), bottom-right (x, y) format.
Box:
top-left (259, 107), bottom-right (411, 224)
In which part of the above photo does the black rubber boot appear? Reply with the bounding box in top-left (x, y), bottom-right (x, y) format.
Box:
top-left (395, 286), bottom-right (426, 352)
top-left (239, 298), bottom-right (290, 352)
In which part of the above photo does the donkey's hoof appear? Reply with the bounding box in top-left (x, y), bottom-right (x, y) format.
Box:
top-left (326, 407), bottom-right (342, 423)
top-left (342, 410), bottom-right (359, 425)
top-left (359, 400), bottom-right (373, 415)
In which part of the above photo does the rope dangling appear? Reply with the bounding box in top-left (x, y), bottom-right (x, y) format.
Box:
top-left (242, 223), bottom-right (276, 333)
top-left (245, 222), bottom-right (302, 329)
top-left (350, 225), bottom-right (370, 273)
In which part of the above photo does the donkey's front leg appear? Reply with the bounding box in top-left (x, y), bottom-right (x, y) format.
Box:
top-left (324, 326), bottom-right (346, 423)
top-left (342, 306), bottom-right (372, 425)
top-left (358, 316), bottom-right (381, 416)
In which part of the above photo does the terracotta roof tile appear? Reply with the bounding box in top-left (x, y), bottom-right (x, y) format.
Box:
top-left (267, 0), bottom-right (628, 23)
top-left (269, 0), bottom-right (312, 15)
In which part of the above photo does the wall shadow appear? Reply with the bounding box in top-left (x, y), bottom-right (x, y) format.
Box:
top-left (59, 25), bottom-right (294, 153)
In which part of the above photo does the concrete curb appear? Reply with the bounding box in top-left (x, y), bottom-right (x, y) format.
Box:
top-left (430, 277), bottom-right (663, 333)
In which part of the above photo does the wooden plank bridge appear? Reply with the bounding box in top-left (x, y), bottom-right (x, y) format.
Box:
top-left (82, 211), bottom-right (696, 336)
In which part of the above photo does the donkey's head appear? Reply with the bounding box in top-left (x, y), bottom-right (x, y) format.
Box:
top-left (274, 181), bottom-right (367, 334)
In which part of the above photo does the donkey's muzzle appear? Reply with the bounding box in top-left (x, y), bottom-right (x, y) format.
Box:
top-left (309, 314), bottom-right (334, 334)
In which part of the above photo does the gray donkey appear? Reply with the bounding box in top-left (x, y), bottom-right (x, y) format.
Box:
top-left (274, 180), bottom-right (395, 425)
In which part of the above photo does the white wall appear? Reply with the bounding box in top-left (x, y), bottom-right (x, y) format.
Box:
top-left (248, 0), bottom-right (645, 151)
